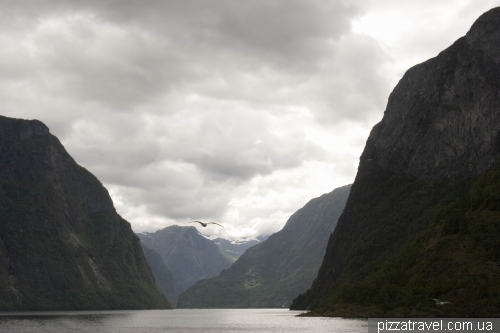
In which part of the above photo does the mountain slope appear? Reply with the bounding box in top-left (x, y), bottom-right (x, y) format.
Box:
top-left (140, 243), bottom-right (178, 308)
top-left (327, 161), bottom-right (500, 317)
top-left (0, 115), bottom-right (171, 310)
top-left (212, 237), bottom-right (266, 261)
top-left (291, 7), bottom-right (500, 317)
top-left (137, 225), bottom-right (232, 305)
top-left (177, 185), bottom-right (351, 308)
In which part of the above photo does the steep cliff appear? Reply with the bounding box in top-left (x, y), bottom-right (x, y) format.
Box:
top-left (137, 225), bottom-right (233, 305)
top-left (0, 115), bottom-right (171, 310)
top-left (177, 185), bottom-right (351, 308)
top-left (291, 7), bottom-right (500, 317)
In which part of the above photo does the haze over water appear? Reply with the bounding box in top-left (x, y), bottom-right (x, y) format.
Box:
top-left (0, 309), bottom-right (367, 333)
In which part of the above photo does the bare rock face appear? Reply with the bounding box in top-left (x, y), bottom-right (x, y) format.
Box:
top-left (361, 8), bottom-right (500, 182)
top-left (292, 7), bottom-right (500, 315)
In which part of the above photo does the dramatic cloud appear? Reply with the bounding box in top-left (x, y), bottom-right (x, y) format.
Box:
top-left (1, 0), bottom-right (498, 238)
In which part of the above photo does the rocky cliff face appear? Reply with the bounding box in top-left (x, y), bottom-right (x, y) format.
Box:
top-left (362, 10), bottom-right (500, 181)
top-left (137, 225), bottom-right (232, 305)
top-left (0, 115), bottom-right (171, 310)
top-left (291, 7), bottom-right (500, 316)
top-left (177, 185), bottom-right (351, 308)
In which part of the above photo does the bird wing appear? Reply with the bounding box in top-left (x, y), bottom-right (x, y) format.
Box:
top-left (208, 222), bottom-right (224, 227)
top-left (189, 221), bottom-right (203, 225)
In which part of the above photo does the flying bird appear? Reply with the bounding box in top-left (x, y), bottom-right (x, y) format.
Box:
top-left (431, 298), bottom-right (451, 305)
top-left (189, 221), bottom-right (224, 228)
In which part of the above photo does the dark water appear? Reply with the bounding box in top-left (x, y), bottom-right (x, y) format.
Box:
top-left (0, 309), bottom-right (367, 333)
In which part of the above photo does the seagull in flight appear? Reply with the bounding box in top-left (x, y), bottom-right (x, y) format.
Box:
top-left (431, 298), bottom-right (451, 305)
top-left (189, 221), bottom-right (224, 228)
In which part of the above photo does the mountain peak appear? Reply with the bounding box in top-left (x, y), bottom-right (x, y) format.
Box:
top-left (0, 115), bottom-right (170, 310)
top-left (137, 225), bottom-right (232, 306)
top-left (467, 7), bottom-right (500, 42)
top-left (178, 185), bottom-right (351, 308)
top-left (291, 7), bottom-right (500, 316)
top-left (359, 8), bottom-right (500, 182)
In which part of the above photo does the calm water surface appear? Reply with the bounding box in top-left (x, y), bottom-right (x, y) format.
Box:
top-left (0, 309), bottom-right (367, 333)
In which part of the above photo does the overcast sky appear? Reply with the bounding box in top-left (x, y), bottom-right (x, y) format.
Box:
top-left (1, 0), bottom-right (499, 239)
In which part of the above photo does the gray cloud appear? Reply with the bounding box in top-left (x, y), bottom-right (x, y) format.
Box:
top-left (174, 110), bottom-right (324, 181)
top-left (1, 0), bottom-right (368, 110)
top-left (212, 0), bottom-right (360, 62)
top-left (1, 0), bottom-right (496, 236)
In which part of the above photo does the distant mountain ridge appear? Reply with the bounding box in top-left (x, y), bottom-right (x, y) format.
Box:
top-left (177, 185), bottom-right (351, 308)
top-left (0, 115), bottom-right (170, 310)
top-left (291, 7), bottom-right (500, 317)
top-left (212, 236), bottom-right (268, 261)
top-left (137, 225), bottom-right (232, 305)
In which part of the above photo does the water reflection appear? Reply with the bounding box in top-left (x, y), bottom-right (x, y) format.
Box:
top-left (0, 309), bottom-right (367, 333)
top-left (0, 311), bottom-right (133, 333)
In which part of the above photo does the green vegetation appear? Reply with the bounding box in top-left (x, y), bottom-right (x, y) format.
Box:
top-left (292, 7), bottom-right (500, 316)
top-left (293, 161), bottom-right (500, 317)
top-left (177, 186), bottom-right (350, 308)
top-left (0, 116), bottom-right (171, 310)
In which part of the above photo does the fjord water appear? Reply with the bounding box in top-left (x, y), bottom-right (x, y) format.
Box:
top-left (0, 309), bottom-right (366, 333)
